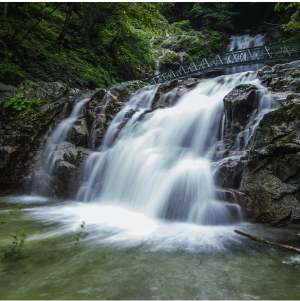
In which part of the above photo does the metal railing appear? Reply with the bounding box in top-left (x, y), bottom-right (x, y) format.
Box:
top-left (146, 42), bottom-right (300, 84)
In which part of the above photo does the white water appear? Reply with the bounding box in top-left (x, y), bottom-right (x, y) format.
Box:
top-left (226, 34), bottom-right (265, 74)
top-left (76, 71), bottom-right (275, 226)
top-left (33, 97), bottom-right (90, 196)
top-left (49, 98), bottom-right (90, 144)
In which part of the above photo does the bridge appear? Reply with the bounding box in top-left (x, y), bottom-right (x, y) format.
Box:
top-left (146, 42), bottom-right (300, 84)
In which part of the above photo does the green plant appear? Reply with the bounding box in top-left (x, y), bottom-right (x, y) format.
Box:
top-left (0, 204), bottom-right (23, 224)
top-left (4, 93), bottom-right (43, 117)
top-left (172, 20), bottom-right (192, 31)
top-left (74, 221), bottom-right (85, 244)
top-left (0, 205), bottom-right (26, 261)
top-left (161, 40), bottom-right (172, 48)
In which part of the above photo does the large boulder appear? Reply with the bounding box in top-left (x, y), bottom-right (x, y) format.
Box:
top-left (240, 101), bottom-right (300, 226)
top-left (223, 84), bottom-right (259, 131)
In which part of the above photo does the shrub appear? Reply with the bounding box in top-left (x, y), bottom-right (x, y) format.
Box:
top-left (172, 20), bottom-right (192, 31)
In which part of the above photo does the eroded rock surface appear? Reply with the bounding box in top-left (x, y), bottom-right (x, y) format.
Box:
top-left (213, 61), bottom-right (300, 226)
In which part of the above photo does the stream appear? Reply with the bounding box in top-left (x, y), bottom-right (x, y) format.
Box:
top-left (1, 196), bottom-right (300, 299)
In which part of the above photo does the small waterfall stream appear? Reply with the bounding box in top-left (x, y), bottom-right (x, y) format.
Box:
top-left (33, 96), bottom-right (91, 196)
top-left (226, 34), bottom-right (265, 74)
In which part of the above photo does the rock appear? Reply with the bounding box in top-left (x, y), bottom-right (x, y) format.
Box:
top-left (213, 156), bottom-right (246, 189)
top-left (36, 81), bottom-right (70, 99)
top-left (71, 118), bottom-right (89, 147)
top-left (223, 84), bottom-right (259, 129)
top-left (86, 92), bottom-right (123, 149)
top-left (0, 83), bottom-right (17, 93)
top-left (157, 79), bottom-right (178, 93)
top-left (17, 80), bottom-right (55, 102)
top-left (56, 161), bottom-right (76, 181)
top-left (0, 145), bottom-right (16, 167)
top-left (109, 81), bottom-right (148, 103)
top-left (240, 158), bottom-right (300, 225)
top-left (0, 80), bottom-right (85, 195)
top-left (91, 88), bottom-right (106, 102)
top-left (182, 78), bottom-right (198, 87)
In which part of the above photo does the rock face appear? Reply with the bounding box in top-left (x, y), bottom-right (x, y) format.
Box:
top-left (0, 80), bottom-right (81, 195)
top-left (32, 142), bottom-right (92, 199)
top-left (213, 61), bottom-right (300, 227)
top-left (239, 101), bottom-right (300, 226)
top-left (223, 84), bottom-right (259, 131)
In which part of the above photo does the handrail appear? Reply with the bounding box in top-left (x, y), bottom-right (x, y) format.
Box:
top-left (146, 42), bottom-right (300, 84)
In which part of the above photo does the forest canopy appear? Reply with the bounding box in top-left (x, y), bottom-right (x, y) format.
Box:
top-left (0, 2), bottom-right (299, 88)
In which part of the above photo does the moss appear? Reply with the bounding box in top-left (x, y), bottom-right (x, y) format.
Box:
top-left (284, 133), bottom-right (297, 144)
top-left (267, 144), bottom-right (277, 154)
top-left (273, 103), bottom-right (300, 124)
top-left (125, 81), bottom-right (149, 89)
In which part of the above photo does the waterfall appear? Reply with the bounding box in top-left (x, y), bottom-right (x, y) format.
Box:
top-left (76, 72), bottom-right (274, 225)
top-left (226, 34), bottom-right (265, 74)
top-left (32, 96), bottom-right (91, 196)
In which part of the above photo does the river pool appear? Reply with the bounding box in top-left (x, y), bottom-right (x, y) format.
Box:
top-left (0, 195), bottom-right (300, 300)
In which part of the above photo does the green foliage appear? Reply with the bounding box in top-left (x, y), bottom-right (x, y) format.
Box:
top-left (4, 93), bottom-right (43, 117)
top-left (74, 221), bottom-right (85, 244)
top-left (275, 2), bottom-right (300, 42)
top-left (1, 229), bottom-right (27, 261)
top-left (0, 3), bottom-right (170, 88)
top-left (162, 52), bottom-right (179, 64)
top-left (161, 40), bottom-right (172, 48)
top-left (0, 205), bottom-right (26, 261)
top-left (126, 81), bottom-right (150, 89)
top-left (172, 20), bottom-right (192, 31)
top-left (176, 30), bottom-right (225, 62)
top-left (190, 3), bottom-right (238, 31)
top-left (0, 204), bottom-right (23, 224)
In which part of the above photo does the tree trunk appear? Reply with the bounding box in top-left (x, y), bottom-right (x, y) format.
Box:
top-left (58, 3), bottom-right (75, 44)
top-left (234, 230), bottom-right (300, 254)
top-left (3, 3), bottom-right (8, 18)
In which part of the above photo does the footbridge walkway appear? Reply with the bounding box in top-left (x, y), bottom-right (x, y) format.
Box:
top-left (146, 42), bottom-right (300, 84)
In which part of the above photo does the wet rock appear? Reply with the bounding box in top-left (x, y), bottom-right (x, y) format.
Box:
top-left (91, 88), bottom-right (106, 102)
top-left (71, 118), bottom-right (89, 147)
top-left (223, 84), bottom-right (259, 130)
top-left (157, 79), bottom-right (178, 94)
top-left (86, 92), bottom-right (123, 149)
top-left (109, 81), bottom-right (148, 103)
top-left (239, 99), bottom-right (300, 225)
top-left (213, 156), bottom-right (246, 189)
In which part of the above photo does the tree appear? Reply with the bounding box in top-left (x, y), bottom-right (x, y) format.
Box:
top-left (273, 2), bottom-right (300, 41)
top-left (190, 2), bottom-right (238, 32)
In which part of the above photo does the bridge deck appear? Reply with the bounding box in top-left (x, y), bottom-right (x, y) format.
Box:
top-left (146, 42), bottom-right (300, 84)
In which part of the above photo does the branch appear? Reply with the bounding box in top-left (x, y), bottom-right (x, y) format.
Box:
top-left (264, 21), bottom-right (300, 34)
top-left (9, 3), bottom-right (50, 41)
top-left (234, 230), bottom-right (300, 254)
top-left (18, 3), bottom-right (62, 45)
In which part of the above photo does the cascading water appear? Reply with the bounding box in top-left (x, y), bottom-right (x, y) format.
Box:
top-left (226, 34), bottom-right (265, 74)
top-left (77, 71), bottom-right (274, 225)
top-left (33, 96), bottom-right (91, 196)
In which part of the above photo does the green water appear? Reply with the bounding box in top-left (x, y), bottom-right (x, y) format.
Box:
top-left (0, 196), bottom-right (300, 300)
